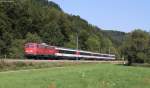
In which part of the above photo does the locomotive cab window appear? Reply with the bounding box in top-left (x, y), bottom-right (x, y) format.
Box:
top-left (38, 45), bottom-right (45, 48)
top-left (48, 46), bottom-right (54, 49)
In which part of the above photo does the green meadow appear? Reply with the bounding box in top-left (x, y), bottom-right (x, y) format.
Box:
top-left (0, 63), bottom-right (150, 88)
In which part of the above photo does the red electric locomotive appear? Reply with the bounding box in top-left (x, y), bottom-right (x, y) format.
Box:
top-left (24, 43), bottom-right (57, 59)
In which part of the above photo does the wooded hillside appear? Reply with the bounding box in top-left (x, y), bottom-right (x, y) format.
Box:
top-left (0, 0), bottom-right (118, 58)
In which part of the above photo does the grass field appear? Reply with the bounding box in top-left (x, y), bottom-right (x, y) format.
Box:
top-left (0, 63), bottom-right (150, 88)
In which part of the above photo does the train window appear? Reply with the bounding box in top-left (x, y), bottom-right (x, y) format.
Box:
top-left (38, 45), bottom-right (45, 48)
top-left (80, 52), bottom-right (91, 56)
top-left (59, 50), bottom-right (64, 53)
top-left (92, 54), bottom-right (99, 56)
top-left (59, 50), bottom-right (75, 54)
top-left (66, 51), bottom-right (75, 54)
top-left (104, 55), bottom-right (108, 57)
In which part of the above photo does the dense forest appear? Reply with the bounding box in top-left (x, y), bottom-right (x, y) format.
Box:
top-left (0, 0), bottom-right (150, 64)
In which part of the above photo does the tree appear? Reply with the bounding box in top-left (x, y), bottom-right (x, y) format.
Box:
top-left (65, 34), bottom-right (77, 49)
top-left (121, 29), bottom-right (150, 65)
top-left (85, 35), bottom-right (101, 52)
top-left (9, 39), bottom-right (25, 59)
top-left (25, 32), bottom-right (42, 43)
top-left (101, 37), bottom-right (113, 53)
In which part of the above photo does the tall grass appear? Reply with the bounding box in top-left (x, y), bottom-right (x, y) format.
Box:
top-left (0, 60), bottom-right (88, 71)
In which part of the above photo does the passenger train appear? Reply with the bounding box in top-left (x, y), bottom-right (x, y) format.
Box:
top-left (24, 43), bottom-right (115, 60)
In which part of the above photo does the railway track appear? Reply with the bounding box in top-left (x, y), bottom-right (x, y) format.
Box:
top-left (1, 59), bottom-right (126, 64)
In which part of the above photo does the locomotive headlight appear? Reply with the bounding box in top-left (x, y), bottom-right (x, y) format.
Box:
top-left (26, 50), bottom-right (33, 53)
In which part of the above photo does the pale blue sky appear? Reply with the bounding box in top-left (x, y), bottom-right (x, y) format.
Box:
top-left (50, 0), bottom-right (150, 32)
